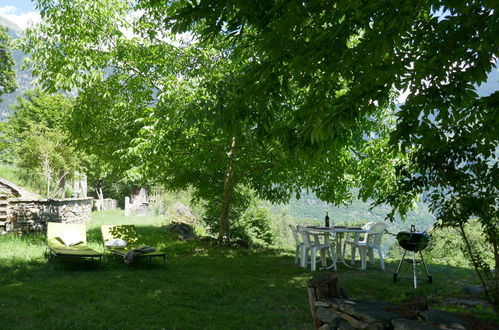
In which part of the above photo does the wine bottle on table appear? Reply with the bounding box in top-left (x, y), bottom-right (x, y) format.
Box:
top-left (325, 212), bottom-right (330, 227)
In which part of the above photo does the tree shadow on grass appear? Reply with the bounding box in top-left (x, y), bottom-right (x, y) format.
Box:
top-left (0, 229), bottom-right (313, 329)
top-left (1, 226), bottom-right (497, 327)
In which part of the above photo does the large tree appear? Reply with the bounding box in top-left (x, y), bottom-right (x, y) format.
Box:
top-left (22, 1), bottom-right (497, 308)
top-left (22, 0), bottom-right (395, 243)
top-left (150, 0), bottom-right (499, 310)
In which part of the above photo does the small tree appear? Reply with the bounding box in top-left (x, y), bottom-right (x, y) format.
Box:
top-left (1, 89), bottom-right (80, 197)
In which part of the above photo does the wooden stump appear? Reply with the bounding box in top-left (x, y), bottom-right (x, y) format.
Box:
top-left (307, 273), bottom-right (343, 329)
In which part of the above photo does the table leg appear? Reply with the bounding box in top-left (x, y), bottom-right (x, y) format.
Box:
top-left (319, 233), bottom-right (336, 270)
top-left (335, 233), bottom-right (354, 268)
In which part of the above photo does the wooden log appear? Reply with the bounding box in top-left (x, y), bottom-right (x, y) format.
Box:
top-left (307, 285), bottom-right (322, 329)
top-left (307, 273), bottom-right (342, 329)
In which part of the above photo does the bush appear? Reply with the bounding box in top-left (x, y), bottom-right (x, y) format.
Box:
top-left (425, 220), bottom-right (495, 268)
top-left (202, 186), bottom-right (275, 246)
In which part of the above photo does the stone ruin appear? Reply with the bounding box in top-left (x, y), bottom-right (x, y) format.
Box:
top-left (0, 178), bottom-right (93, 234)
top-left (93, 198), bottom-right (117, 211)
top-left (124, 187), bottom-right (150, 216)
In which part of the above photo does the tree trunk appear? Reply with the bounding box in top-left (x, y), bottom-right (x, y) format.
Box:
top-left (217, 136), bottom-right (237, 245)
top-left (459, 221), bottom-right (499, 313)
top-left (218, 163), bottom-right (235, 244)
top-left (59, 169), bottom-right (66, 198)
top-left (44, 153), bottom-right (51, 196)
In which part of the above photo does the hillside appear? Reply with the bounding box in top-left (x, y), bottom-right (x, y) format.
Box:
top-left (272, 191), bottom-right (435, 230)
top-left (270, 191), bottom-right (437, 254)
top-left (0, 16), bottom-right (21, 34)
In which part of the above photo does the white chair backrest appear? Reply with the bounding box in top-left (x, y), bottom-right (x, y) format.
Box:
top-left (289, 224), bottom-right (301, 245)
top-left (296, 225), bottom-right (313, 247)
top-left (358, 222), bottom-right (376, 243)
top-left (366, 222), bottom-right (386, 246)
top-left (362, 222), bottom-right (377, 230)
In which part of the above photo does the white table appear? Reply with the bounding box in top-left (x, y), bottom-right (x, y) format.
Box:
top-left (306, 226), bottom-right (368, 269)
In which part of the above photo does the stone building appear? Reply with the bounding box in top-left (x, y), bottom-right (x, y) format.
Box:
top-left (0, 178), bottom-right (93, 234)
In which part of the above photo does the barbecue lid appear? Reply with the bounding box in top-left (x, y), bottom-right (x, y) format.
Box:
top-left (396, 225), bottom-right (431, 252)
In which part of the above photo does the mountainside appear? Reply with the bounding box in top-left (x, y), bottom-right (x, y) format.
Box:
top-left (0, 17), bottom-right (21, 35)
top-left (272, 191), bottom-right (436, 232)
top-left (270, 191), bottom-right (437, 253)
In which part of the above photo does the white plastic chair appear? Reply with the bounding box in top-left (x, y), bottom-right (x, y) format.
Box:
top-left (289, 224), bottom-right (305, 265)
top-left (297, 225), bottom-right (336, 271)
top-left (346, 222), bottom-right (386, 270)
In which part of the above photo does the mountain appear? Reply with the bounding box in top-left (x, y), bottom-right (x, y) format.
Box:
top-left (0, 17), bottom-right (21, 37)
top-left (272, 191), bottom-right (436, 231)
top-left (270, 191), bottom-right (437, 253)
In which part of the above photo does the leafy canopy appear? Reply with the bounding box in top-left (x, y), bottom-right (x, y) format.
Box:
top-left (156, 0), bottom-right (498, 310)
top-left (22, 0), bottom-right (399, 242)
top-left (21, 2), bottom-right (498, 307)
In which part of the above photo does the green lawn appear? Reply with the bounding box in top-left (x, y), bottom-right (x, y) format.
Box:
top-left (0, 210), bottom-right (496, 329)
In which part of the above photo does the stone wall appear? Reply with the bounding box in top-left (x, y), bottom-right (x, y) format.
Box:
top-left (94, 198), bottom-right (117, 211)
top-left (315, 298), bottom-right (488, 330)
top-left (2, 197), bottom-right (93, 233)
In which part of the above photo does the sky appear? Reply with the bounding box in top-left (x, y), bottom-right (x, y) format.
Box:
top-left (0, 0), bottom-right (40, 30)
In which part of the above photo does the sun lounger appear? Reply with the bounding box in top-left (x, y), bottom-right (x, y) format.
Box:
top-left (101, 224), bottom-right (166, 264)
top-left (46, 222), bottom-right (102, 265)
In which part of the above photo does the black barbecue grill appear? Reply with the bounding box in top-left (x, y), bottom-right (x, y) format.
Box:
top-left (393, 225), bottom-right (432, 288)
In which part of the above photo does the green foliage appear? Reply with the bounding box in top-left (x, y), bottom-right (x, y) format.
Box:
top-left (21, 0), bottom-right (402, 245)
top-left (425, 220), bottom-right (495, 269)
top-left (388, 89), bottom-right (499, 309)
top-left (20, 0), bottom-right (499, 310)
top-left (0, 24), bottom-right (16, 98)
top-left (234, 195), bottom-right (275, 247)
top-left (0, 163), bottom-right (44, 195)
top-left (0, 163), bottom-right (21, 184)
top-left (164, 0), bottom-right (499, 311)
top-left (19, 2), bottom-right (348, 242)
top-left (0, 89), bottom-right (80, 197)
top-left (148, 187), bottom-right (206, 221)
top-left (267, 206), bottom-right (295, 248)
top-left (202, 186), bottom-right (275, 246)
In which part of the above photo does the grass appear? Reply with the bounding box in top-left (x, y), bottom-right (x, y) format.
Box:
top-left (0, 163), bottom-right (23, 186)
top-left (0, 210), bottom-right (497, 329)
